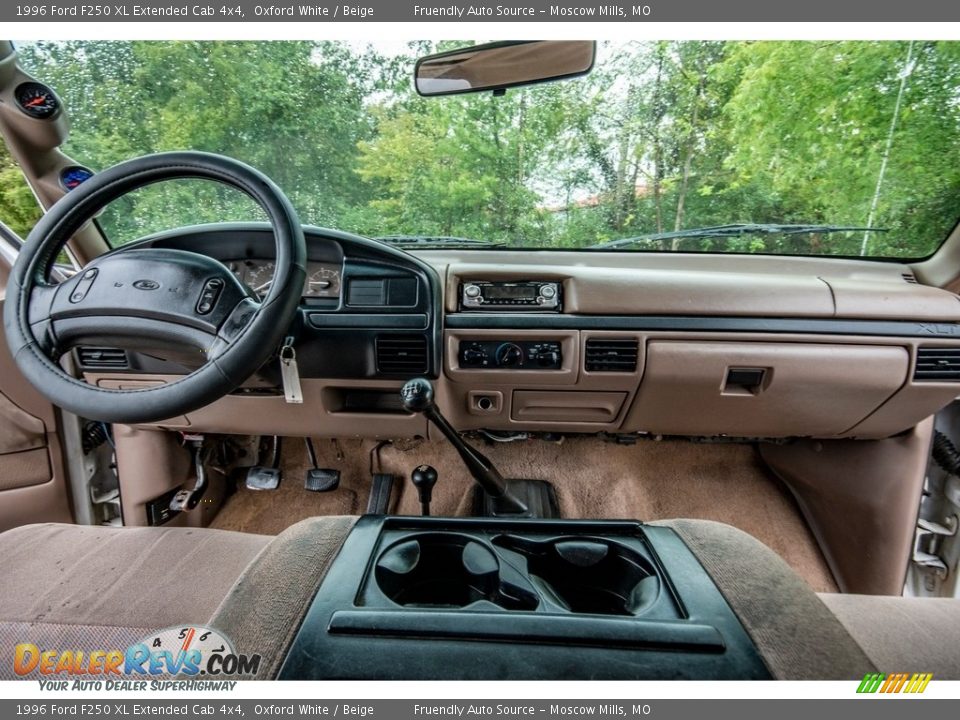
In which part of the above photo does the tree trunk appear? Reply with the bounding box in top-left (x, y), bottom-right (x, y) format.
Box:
top-left (672, 70), bottom-right (706, 250)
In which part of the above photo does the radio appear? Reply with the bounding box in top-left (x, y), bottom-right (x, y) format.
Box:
top-left (460, 281), bottom-right (561, 311)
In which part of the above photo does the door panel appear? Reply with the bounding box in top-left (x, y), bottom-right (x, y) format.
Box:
top-left (0, 233), bottom-right (74, 530)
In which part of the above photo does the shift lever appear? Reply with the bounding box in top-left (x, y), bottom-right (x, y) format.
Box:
top-left (411, 465), bottom-right (438, 516)
top-left (401, 378), bottom-right (527, 514)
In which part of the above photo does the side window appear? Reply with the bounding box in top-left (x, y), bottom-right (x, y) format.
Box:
top-left (0, 137), bottom-right (42, 239)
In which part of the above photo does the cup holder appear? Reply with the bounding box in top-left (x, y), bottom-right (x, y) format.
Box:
top-left (375, 533), bottom-right (537, 610)
top-left (494, 535), bottom-right (660, 616)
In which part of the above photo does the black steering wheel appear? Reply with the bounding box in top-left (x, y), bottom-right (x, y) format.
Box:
top-left (3, 151), bottom-right (306, 424)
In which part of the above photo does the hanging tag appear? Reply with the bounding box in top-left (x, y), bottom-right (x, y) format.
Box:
top-left (279, 338), bottom-right (303, 404)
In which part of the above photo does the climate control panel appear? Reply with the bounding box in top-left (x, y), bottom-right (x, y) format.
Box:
top-left (458, 340), bottom-right (563, 370)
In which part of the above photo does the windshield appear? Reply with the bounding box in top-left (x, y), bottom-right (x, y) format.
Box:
top-left (14, 40), bottom-right (960, 258)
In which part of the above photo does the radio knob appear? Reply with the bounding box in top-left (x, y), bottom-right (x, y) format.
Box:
top-left (464, 284), bottom-right (482, 298)
top-left (540, 284), bottom-right (557, 299)
top-left (495, 343), bottom-right (524, 368)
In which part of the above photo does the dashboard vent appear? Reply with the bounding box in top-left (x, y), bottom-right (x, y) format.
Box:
top-left (902, 272), bottom-right (919, 284)
top-left (585, 339), bottom-right (639, 372)
top-left (914, 347), bottom-right (960, 382)
top-left (376, 335), bottom-right (428, 375)
top-left (77, 347), bottom-right (129, 369)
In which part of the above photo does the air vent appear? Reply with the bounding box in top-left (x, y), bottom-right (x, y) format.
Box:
top-left (376, 335), bottom-right (428, 375)
top-left (914, 347), bottom-right (960, 382)
top-left (76, 347), bottom-right (129, 369)
top-left (585, 338), bottom-right (639, 372)
top-left (902, 272), bottom-right (919, 284)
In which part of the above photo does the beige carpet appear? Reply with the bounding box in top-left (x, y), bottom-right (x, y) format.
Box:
top-left (210, 435), bottom-right (837, 592)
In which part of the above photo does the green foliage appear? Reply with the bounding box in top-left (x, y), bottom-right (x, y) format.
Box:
top-left (2, 40), bottom-right (957, 257)
top-left (0, 142), bottom-right (42, 237)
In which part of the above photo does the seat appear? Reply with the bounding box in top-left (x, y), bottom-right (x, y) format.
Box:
top-left (1, 516), bottom-right (957, 680)
top-left (657, 519), bottom-right (960, 679)
top-left (0, 516), bottom-right (357, 680)
top-left (819, 593), bottom-right (960, 678)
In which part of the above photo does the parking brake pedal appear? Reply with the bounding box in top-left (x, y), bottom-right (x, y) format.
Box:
top-left (304, 438), bottom-right (340, 492)
top-left (245, 436), bottom-right (283, 491)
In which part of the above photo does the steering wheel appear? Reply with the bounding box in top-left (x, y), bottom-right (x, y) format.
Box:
top-left (3, 151), bottom-right (306, 424)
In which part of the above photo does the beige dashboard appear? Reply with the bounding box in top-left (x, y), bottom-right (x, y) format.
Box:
top-left (89, 249), bottom-right (960, 441)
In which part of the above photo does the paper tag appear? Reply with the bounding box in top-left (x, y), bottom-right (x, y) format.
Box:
top-left (279, 343), bottom-right (303, 404)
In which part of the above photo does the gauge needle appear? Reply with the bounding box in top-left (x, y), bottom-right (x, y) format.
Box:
top-left (254, 280), bottom-right (273, 292)
top-left (309, 280), bottom-right (332, 288)
top-left (26, 97), bottom-right (46, 107)
top-left (181, 627), bottom-right (196, 653)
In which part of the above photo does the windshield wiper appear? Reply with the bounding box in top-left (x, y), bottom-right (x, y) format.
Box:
top-left (587, 223), bottom-right (889, 250)
top-left (372, 235), bottom-right (506, 250)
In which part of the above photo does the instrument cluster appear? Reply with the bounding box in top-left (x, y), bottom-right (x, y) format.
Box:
top-left (226, 259), bottom-right (342, 298)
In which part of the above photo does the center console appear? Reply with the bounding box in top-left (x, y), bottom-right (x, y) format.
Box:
top-left (278, 516), bottom-right (770, 680)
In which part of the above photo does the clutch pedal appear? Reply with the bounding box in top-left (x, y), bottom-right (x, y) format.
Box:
top-left (245, 435), bottom-right (283, 491)
top-left (169, 434), bottom-right (209, 512)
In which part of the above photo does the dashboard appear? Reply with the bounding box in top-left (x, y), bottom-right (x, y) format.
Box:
top-left (75, 222), bottom-right (960, 442)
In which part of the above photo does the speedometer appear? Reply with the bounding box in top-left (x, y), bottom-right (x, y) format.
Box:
top-left (247, 261), bottom-right (276, 295)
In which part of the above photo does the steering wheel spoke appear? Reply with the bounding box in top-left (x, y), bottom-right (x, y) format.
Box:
top-left (206, 297), bottom-right (260, 365)
top-left (47, 248), bottom-right (251, 363)
top-left (4, 151), bottom-right (306, 424)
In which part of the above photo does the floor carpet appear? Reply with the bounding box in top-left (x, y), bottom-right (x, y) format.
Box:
top-left (210, 435), bottom-right (837, 592)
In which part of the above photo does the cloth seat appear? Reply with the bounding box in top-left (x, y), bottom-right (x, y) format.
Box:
top-left (1, 516), bottom-right (957, 680)
top-left (0, 517), bottom-right (357, 680)
top-left (819, 593), bottom-right (960, 679)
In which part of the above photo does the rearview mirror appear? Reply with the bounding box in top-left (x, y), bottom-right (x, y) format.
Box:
top-left (415, 41), bottom-right (596, 97)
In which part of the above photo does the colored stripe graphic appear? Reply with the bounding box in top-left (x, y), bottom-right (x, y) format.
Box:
top-left (857, 672), bottom-right (932, 693)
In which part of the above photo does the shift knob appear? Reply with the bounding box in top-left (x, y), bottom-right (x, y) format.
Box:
top-left (400, 377), bottom-right (435, 413)
top-left (411, 464), bottom-right (439, 516)
top-left (411, 464), bottom-right (438, 500)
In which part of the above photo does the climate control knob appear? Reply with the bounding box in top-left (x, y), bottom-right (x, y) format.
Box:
top-left (495, 343), bottom-right (524, 367)
top-left (460, 342), bottom-right (488, 367)
top-left (537, 351), bottom-right (560, 367)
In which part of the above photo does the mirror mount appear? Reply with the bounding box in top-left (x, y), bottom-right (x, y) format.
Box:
top-left (415, 40), bottom-right (596, 98)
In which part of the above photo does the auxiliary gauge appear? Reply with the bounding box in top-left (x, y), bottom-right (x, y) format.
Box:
top-left (13, 82), bottom-right (60, 119)
top-left (59, 166), bottom-right (95, 192)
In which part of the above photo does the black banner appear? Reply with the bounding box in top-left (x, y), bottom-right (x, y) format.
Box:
top-left (4, 0), bottom-right (960, 23)
top-left (2, 700), bottom-right (957, 720)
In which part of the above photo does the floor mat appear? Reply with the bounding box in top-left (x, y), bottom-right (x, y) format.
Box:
top-left (210, 435), bottom-right (837, 592)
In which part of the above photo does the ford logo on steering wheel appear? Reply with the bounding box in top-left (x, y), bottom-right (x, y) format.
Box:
top-left (133, 279), bottom-right (160, 291)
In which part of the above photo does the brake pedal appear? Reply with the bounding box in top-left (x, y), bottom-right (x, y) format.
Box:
top-left (245, 436), bottom-right (283, 491)
top-left (304, 438), bottom-right (340, 492)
